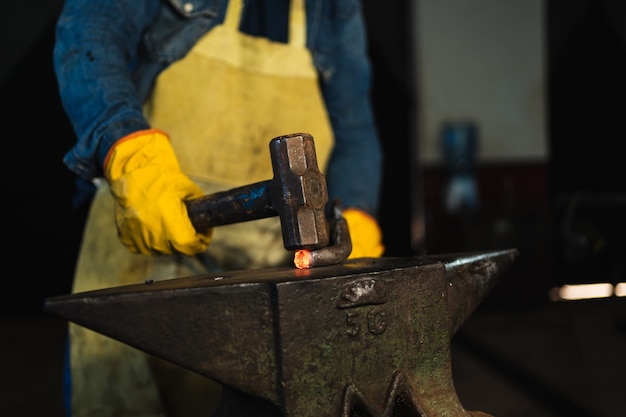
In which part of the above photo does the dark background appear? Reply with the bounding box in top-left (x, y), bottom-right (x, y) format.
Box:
top-left (1, 1), bottom-right (625, 416)
top-left (3, 0), bottom-right (625, 314)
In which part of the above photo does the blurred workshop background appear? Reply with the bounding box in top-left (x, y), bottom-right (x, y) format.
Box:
top-left (1, 1), bottom-right (625, 416)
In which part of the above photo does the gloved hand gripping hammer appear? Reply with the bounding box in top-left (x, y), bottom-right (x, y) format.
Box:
top-left (185, 133), bottom-right (330, 251)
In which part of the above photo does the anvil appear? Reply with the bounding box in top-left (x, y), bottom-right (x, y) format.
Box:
top-left (45, 249), bottom-right (518, 417)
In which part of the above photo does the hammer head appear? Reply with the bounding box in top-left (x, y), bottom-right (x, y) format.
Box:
top-left (269, 133), bottom-right (329, 251)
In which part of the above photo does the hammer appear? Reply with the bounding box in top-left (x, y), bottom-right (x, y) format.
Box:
top-left (185, 133), bottom-right (330, 251)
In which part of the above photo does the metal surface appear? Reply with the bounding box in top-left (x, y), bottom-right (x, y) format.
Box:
top-left (45, 249), bottom-right (517, 417)
top-left (294, 200), bottom-right (352, 269)
top-left (186, 133), bottom-right (329, 250)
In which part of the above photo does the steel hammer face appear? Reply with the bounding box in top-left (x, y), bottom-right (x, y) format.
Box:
top-left (269, 133), bottom-right (329, 250)
top-left (185, 133), bottom-right (330, 251)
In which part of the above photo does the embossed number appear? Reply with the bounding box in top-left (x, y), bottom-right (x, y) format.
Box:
top-left (367, 308), bottom-right (387, 335)
top-left (345, 308), bottom-right (387, 337)
top-left (346, 312), bottom-right (360, 336)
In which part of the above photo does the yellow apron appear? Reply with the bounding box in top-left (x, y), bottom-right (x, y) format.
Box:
top-left (69, 0), bottom-right (334, 416)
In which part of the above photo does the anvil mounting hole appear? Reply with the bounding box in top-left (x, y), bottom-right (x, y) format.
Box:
top-left (349, 393), bottom-right (423, 417)
top-left (349, 405), bottom-right (370, 417)
top-left (392, 393), bottom-right (422, 416)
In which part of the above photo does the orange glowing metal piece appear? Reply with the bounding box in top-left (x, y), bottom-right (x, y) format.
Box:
top-left (294, 250), bottom-right (313, 269)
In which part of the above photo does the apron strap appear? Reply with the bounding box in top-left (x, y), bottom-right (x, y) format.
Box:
top-left (289, 0), bottom-right (306, 48)
top-left (222, 0), bottom-right (244, 30)
top-left (223, 0), bottom-right (306, 48)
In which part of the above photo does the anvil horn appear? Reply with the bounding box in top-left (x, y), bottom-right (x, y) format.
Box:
top-left (45, 249), bottom-right (518, 417)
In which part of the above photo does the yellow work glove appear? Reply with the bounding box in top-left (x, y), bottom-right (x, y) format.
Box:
top-left (343, 208), bottom-right (385, 259)
top-left (104, 129), bottom-right (212, 256)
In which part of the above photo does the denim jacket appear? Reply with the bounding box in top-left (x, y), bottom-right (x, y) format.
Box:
top-left (54, 0), bottom-right (382, 216)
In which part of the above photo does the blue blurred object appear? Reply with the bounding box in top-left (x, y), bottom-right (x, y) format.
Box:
top-left (440, 121), bottom-right (479, 212)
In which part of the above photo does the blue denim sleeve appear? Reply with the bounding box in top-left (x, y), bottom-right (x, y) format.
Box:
top-left (316, 0), bottom-right (383, 218)
top-left (53, 0), bottom-right (159, 179)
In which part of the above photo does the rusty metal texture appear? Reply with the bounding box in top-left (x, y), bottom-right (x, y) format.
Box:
top-left (45, 249), bottom-right (518, 417)
top-left (185, 133), bottom-right (330, 250)
top-left (295, 200), bottom-right (352, 269)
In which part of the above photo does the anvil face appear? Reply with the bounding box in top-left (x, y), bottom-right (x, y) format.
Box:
top-left (45, 249), bottom-right (518, 417)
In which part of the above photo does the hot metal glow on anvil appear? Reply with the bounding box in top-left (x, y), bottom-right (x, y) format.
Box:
top-left (45, 249), bottom-right (518, 417)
